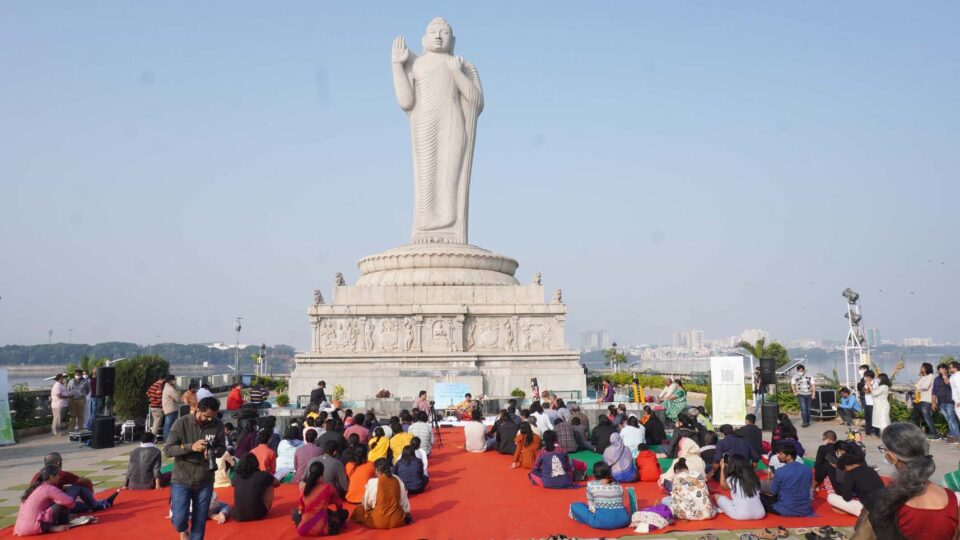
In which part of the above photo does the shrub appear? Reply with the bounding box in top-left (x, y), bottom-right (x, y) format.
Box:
top-left (510, 388), bottom-right (526, 399)
top-left (114, 355), bottom-right (169, 421)
top-left (276, 394), bottom-right (290, 407)
top-left (332, 384), bottom-right (345, 402)
top-left (10, 383), bottom-right (37, 422)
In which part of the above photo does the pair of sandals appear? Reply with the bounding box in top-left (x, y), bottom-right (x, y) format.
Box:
top-left (801, 526), bottom-right (847, 539)
top-left (742, 526), bottom-right (790, 540)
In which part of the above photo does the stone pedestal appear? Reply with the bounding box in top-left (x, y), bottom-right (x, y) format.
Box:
top-left (290, 244), bottom-right (586, 402)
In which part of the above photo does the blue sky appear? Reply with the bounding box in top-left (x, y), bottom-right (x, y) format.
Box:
top-left (2, 2), bottom-right (958, 350)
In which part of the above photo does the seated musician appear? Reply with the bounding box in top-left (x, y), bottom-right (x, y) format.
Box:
top-left (455, 393), bottom-right (476, 421)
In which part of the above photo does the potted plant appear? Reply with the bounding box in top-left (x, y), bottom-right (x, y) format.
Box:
top-left (510, 387), bottom-right (526, 399)
top-left (276, 393), bottom-right (290, 408)
top-left (332, 384), bottom-right (345, 407)
top-left (376, 389), bottom-right (392, 398)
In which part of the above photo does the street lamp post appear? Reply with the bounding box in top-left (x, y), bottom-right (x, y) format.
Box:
top-left (234, 317), bottom-right (243, 384)
top-left (258, 343), bottom-right (266, 377)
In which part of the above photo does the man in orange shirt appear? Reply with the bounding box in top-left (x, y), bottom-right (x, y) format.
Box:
top-left (226, 382), bottom-right (244, 410)
top-left (249, 430), bottom-right (276, 475)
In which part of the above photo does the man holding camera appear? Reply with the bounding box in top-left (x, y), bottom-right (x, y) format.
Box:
top-left (164, 396), bottom-right (226, 540)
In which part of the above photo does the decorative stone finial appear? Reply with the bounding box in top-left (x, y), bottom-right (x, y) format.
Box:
top-left (313, 289), bottom-right (324, 305)
top-left (552, 289), bottom-right (563, 303)
top-left (335, 273), bottom-right (346, 286)
top-left (532, 272), bottom-right (542, 285)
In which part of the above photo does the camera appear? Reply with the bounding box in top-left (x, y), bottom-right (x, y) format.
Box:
top-left (204, 434), bottom-right (217, 471)
top-left (722, 453), bottom-right (729, 463)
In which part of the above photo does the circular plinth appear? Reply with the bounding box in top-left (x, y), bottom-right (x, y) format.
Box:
top-left (356, 243), bottom-right (519, 286)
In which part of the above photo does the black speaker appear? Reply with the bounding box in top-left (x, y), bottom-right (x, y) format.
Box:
top-left (761, 402), bottom-right (780, 432)
top-left (95, 366), bottom-right (115, 397)
top-left (759, 357), bottom-right (776, 386)
top-left (91, 416), bottom-right (115, 449)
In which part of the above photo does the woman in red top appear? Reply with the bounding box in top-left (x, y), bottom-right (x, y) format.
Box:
top-left (854, 422), bottom-right (959, 539)
top-left (635, 444), bottom-right (662, 482)
top-left (294, 461), bottom-right (347, 536)
top-left (226, 383), bottom-right (244, 410)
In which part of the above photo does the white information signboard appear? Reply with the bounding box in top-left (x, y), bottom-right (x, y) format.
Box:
top-left (710, 356), bottom-right (746, 426)
top-left (433, 382), bottom-right (470, 409)
top-left (0, 369), bottom-right (15, 445)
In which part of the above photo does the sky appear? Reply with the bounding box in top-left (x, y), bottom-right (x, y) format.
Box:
top-left (2, 2), bottom-right (958, 351)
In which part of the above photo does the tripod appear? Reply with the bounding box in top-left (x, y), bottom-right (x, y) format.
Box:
top-left (429, 402), bottom-right (443, 448)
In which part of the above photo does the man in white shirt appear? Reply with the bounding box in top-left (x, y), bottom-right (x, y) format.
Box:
top-left (50, 374), bottom-right (70, 436)
top-left (949, 361), bottom-right (960, 405)
top-left (195, 383), bottom-right (214, 401)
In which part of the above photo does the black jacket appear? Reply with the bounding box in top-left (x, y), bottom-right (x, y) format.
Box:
top-left (734, 424), bottom-right (764, 456)
top-left (163, 414), bottom-right (226, 490)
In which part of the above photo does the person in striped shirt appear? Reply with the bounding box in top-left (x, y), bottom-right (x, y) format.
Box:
top-left (146, 376), bottom-right (165, 437)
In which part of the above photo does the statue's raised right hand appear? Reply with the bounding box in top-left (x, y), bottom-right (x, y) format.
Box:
top-left (392, 36), bottom-right (409, 64)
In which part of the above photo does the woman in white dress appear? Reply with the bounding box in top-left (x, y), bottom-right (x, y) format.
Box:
top-left (872, 373), bottom-right (891, 433)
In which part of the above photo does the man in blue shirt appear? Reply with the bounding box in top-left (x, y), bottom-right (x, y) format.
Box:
top-left (760, 442), bottom-right (813, 516)
top-left (836, 388), bottom-right (862, 427)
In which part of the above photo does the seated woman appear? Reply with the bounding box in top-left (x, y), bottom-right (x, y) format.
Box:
top-left (854, 423), bottom-right (959, 538)
top-left (230, 453), bottom-right (280, 522)
top-left (388, 419), bottom-right (414, 463)
top-left (276, 426), bottom-right (303, 478)
top-left (640, 406), bottom-right (667, 446)
top-left (658, 437), bottom-right (705, 491)
top-left (214, 449), bottom-right (236, 488)
top-left (14, 466), bottom-right (76, 536)
top-left (234, 419), bottom-right (260, 459)
top-left (350, 458), bottom-right (411, 530)
top-left (603, 433), bottom-right (638, 483)
top-left (662, 458), bottom-right (716, 521)
top-left (529, 430), bottom-right (573, 489)
top-left (367, 427), bottom-right (391, 463)
top-left (714, 454), bottom-right (765, 520)
top-left (393, 446), bottom-right (429, 494)
top-left (662, 379), bottom-right (688, 423)
top-left (663, 413), bottom-right (701, 458)
top-left (636, 444), bottom-right (662, 482)
top-left (293, 461), bottom-right (348, 536)
top-left (771, 413), bottom-right (797, 443)
top-left (511, 422), bottom-right (541, 470)
top-left (345, 446), bottom-right (375, 505)
top-left (410, 437), bottom-right (429, 477)
top-left (619, 416), bottom-right (645, 459)
top-left (568, 462), bottom-right (631, 530)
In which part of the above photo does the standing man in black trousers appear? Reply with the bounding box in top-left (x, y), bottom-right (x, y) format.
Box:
top-left (310, 380), bottom-right (327, 407)
top-left (857, 366), bottom-right (877, 436)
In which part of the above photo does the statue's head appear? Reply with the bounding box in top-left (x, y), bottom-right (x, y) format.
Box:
top-left (422, 17), bottom-right (454, 54)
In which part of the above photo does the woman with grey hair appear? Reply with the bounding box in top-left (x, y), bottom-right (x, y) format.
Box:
top-left (852, 422), bottom-right (959, 539)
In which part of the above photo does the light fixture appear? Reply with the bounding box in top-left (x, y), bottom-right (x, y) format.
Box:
top-left (844, 312), bottom-right (862, 325)
top-left (842, 288), bottom-right (860, 304)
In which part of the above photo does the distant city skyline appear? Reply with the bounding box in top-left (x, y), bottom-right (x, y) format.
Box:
top-left (2, 3), bottom-right (957, 350)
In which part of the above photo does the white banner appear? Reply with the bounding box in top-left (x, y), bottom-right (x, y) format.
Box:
top-left (710, 356), bottom-right (746, 426)
top-left (0, 369), bottom-right (16, 445)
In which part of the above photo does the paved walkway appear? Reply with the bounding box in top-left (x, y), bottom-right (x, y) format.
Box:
top-left (0, 433), bottom-right (173, 528)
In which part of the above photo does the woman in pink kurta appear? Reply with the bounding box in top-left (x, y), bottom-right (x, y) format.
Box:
top-left (14, 467), bottom-right (75, 536)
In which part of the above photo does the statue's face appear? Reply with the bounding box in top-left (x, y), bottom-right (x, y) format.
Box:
top-left (422, 22), bottom-right (454, 53)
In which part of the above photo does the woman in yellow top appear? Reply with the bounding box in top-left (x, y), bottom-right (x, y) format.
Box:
top-left (368, 426), bottom-right (391, 462)
top-left (388, 419), bottom-right (414, 464)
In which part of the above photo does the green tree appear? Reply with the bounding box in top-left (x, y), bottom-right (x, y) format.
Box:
top-left (603, 347), bottom-right (626, 373)
top-left (66, 355), bottom-right (107, 375)
top-left (736, 337), bottom-right (768, 362)
top-left (114, 355), bottom-right (169, 421)
top-left (765, 342), bottom-right (791, 369)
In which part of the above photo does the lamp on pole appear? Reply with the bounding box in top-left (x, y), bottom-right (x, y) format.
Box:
top-left (234, 317), bottom-right (243, 384)
top-left (258, 343), bottom-right (266, 377)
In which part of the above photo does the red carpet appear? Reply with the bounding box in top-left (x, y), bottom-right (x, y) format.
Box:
top-left (2, 429), bottom-right (857, 539)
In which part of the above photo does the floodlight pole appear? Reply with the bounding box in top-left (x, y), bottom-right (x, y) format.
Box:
top-left (234, 317), bottom-right (243, 384)
top-left (842, 291), bottom-right (869, 389)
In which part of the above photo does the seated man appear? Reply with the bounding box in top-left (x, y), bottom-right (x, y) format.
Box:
top-left (826, 451), bottom-right (884, 516)
top-left (32, 452), bottom-right (118, 513)
top-left (250, 429), bottom-right (278, 475)
top-left (836, 388), bottom-right (861, 426)
top-left (570, 416), bottom-right (595, 451)
top-left (759, 443), bottom-right (813, 516)
top-left (813, 430), bottom-right (839, 489)
top-left (734, 414), bottom-right (763, 457)
top-left (125, 432), bottom-right (170, 489)
top-left (711, 424), bottom-right (757, 477)
top-left (455, 393), bottom-right (476, 421)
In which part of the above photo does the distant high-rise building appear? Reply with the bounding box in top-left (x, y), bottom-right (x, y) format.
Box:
top-left (865, 328), bottom-right (881, 348)
top-left (739, 329), bottom-right (769, 345)
top-left (672, 329), bottom-right (705, 352)
top-left (902, 337), bottom-right (933, 347)
top-left (581, 330), bottom-right (612, 351)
